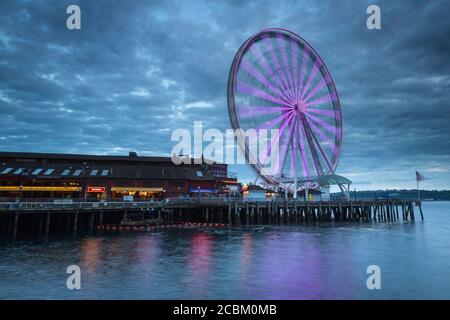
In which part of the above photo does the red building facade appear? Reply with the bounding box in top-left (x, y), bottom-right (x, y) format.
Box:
top-left (0, 152), bottom-right (239, 201)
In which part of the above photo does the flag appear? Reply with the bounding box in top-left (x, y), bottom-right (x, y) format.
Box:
top-left (416, 170), bottom-right (426, 182)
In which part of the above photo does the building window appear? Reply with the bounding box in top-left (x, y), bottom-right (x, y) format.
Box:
top-left (13, 168), bottom-right (24, 175)
top-left (61, 169), bottom-right (70, 176)
top-left (73, 169), bottom-right (82, 176)
top-left (90, 169), bottom-right (98, 176)
top-left (44, 168), bottom-right (55, 175)
top-left (0, 167), bottom-right (13, 174)
top-left (31, 168), bottom-right (43, 175)
top-left (101, 169), bottom-right (109, 176)
top-left (196, 171), bottom-right (203, 177)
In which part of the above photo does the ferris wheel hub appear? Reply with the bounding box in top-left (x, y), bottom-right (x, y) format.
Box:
top-left (292, 100), bottom-right (306, 113)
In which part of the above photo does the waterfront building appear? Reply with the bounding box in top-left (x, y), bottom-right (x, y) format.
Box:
top-left (0, 152), bottom-right (239, 201)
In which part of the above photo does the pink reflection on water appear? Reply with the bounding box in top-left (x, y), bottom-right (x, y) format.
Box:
top-left (241, 234), bottom-right (253, 269)
top-left (187, 232), bottom-right (213, 276)
top-left (134, 236), bottom-right (161, 263)
top-left (184, 232), bottom-right (214, 297)
top-left (80, 238), bottom-right (102, 274)
top-left (253, 232), bottom-right (324, 299)
top-left (251, 230), bottom-right (359, 299)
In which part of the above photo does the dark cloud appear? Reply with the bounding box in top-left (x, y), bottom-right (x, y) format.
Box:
top-left (0, 0), bottom-right (449, 189)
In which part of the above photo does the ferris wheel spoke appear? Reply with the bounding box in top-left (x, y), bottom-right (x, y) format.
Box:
top-left (306, 108), bottom-right (338, 119)
top-left (290, 39), bottom-right (299, 100)
top-left (289, 138), bottom-right (297, 177)
top-left (255, 110), bottom-right (292, 131)
top-left (262, 36), bottom-right (294, 101)
top-left (277, 114), bottom-right (296, 176)
top-left (300, 58), bottom-right (322, 100)
top-left (304, 116), bottom-right (334, 153)
top-left (296, 117), bottom-right (312, 179)
top-left (240, 60), bottom-right (289, 103)
top-left (305, 91), bottom-right (338, 108)
top-left (276, 34), bottom-right (295, 94)
top-left (259, 111), bottom-right (294, 165)
top-left (303, 118), bottom-right (334, 171)
top-left (250, 44), bottom-right (291, 101)
top-left (290, 122), bottom-right (305, 181)
top-left (300, 117), bottom-right (324, 176)
top-left (237, 80), bottom-right (287, 105)
top-left (303, 74), bottom-right (332, 103)
top-left (297, 47), bottom-right (310, 101)
top-left (304, 112), bottom-right (337, 136)
top-left (289, 124), bottom-right (297, 179)
top-left (238, 105), bottom-right (290, 118)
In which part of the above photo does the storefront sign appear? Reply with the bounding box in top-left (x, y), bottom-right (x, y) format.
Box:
top-left (87, 187), bottom-right (105, 193)
top-left (189, 187), bottom-right (216, 193)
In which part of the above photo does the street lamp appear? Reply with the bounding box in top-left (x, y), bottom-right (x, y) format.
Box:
top-left (19, 183), bottom-right (23, 202)
top-left (82, 162), bottom-right (89, 202)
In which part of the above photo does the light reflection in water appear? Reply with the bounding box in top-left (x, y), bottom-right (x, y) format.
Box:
top-left (79, 238), bottom-right (102, 274)
top-left (1, 202), bottom-right (450, 299)
top-left (187, 232), bottom-right (213, 275)
top-left (241, 233), bottom-right (253, 267)
top-left (184, 232), bottom-right (213, 298)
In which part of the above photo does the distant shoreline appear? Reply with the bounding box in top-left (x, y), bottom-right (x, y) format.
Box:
top-left (332, 189), bottom-right (450, 201)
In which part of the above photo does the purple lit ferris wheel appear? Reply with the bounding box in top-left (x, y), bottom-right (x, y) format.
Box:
top-left (227, 28), bottom-right (343, 192)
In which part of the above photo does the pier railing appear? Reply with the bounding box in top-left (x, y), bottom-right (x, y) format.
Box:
top-left (0, 197), bottom-right (422, 212)
top-left (0, 200), bottom-right (160, 212)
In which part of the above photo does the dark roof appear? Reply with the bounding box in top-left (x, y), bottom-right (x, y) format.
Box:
top-left (0, 152), bottom-right (219, 181)
top-left (0, 151), bottom-right (221, 166)
top-left (0, 151), bottom-right (172, 163)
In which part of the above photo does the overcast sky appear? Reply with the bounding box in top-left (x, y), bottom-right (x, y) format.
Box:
top-left (0, 0), bottom-right (449, 190)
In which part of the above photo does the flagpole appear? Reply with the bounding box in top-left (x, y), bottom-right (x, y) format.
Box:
top-left (417, 178), bottom-right (420, 201)
top-left (416, 168), bottom-right (421, 201)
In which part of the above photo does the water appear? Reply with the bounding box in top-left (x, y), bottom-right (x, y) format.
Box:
top-left (0, 201), bottom-right (449, 299)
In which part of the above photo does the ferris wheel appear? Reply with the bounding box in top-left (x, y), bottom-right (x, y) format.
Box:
top-left (227, 28), bottom-right (343, 193)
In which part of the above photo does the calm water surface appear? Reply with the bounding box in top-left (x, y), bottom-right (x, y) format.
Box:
top-left (0, 201), bottom-right (449, 299)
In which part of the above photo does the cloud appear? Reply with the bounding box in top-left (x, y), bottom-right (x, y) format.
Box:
top-left (185, 101), bottom-right (215, 109)
top-left (428, 167), bottom-right (448, 173)
top-left (0, 0), bottom-right (449, 190)
top-left (130, 87), bottom-right (151, 97)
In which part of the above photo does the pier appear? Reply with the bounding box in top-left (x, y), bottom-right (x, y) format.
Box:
top-left (0, 198), bottom-right (423, 239)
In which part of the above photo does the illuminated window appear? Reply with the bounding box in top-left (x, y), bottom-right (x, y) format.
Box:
top-left (31, 168), bottom-right (43, 175)
top-left (44, 168), bottom-right (55, 175)
top-left (61, 169), bottom-right (70, 176)
top-left (101, 169), bottom-right (109, 176)
top-left (90, 169), bottom-right (98, 176)
top-left (13, 168), bottom-right (24, 175)
top-left (73, 170), bottom-right (82, 176)
top-left (196, 171), bottom-right (203, 177)
top-left (0, 167), bottom-right (13, 174)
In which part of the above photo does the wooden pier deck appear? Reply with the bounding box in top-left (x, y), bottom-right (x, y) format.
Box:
top-left (0, 199), bottom-right (423, 239)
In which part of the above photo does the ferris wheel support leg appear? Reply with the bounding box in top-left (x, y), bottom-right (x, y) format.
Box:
top-left (293, 179), bottom-right (297, 199)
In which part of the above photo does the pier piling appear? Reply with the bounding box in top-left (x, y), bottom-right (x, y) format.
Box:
top-left (419, 203), bottom-right (424, 220)
top-left (12, 212), bottom-right (19, 240)
top-left (73, 211), bottom-right (78, 235)
top-left (0, 199), bottom-right (424, 237)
